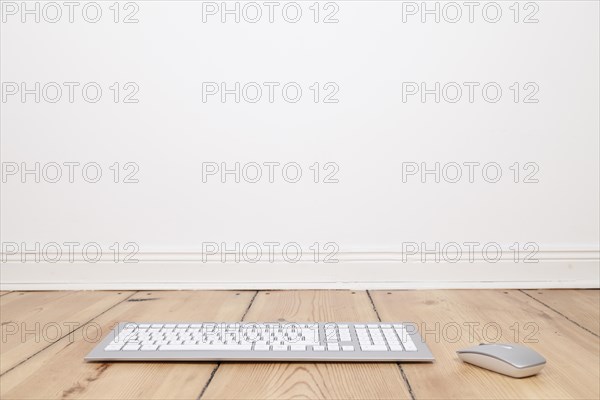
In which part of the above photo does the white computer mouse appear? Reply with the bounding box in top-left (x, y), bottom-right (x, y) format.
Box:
top-left (457, 343), bottom-right (546, 378)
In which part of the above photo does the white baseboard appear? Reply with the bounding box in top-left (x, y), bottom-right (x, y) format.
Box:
top-left (1, 249), bottom-right (599, 290)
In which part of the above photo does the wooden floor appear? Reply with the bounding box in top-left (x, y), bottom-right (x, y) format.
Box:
top-left (0, 289), bottom-right (598, 399)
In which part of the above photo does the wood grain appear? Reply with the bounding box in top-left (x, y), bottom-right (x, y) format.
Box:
top-left (370, 290), bottom-right (600, 400)
top-left (2, 290), bottom-right (597, 400)
top-left (0, 291), bottom-right (256, 400)
top-left (202, 290), bottom-right (412, 400)
top-left (522, 289), bottom-right (600, 336)
top-left (0, 291), bottom-right (133, 375)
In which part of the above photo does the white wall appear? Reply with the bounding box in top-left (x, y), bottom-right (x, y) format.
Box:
top-left (1, 1), bottom-right (599, 289)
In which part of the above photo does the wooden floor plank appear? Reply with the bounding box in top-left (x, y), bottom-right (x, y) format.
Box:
top-left (370, 290), bottom-right (600, 400)
top-left (202, 290), bottom-right (411, 400)
top-left (0, 291), bottom-right (134, 375)
top-left (522, 289), bottom-right (600, 336)
top-left (1, 291), bottom-right (256, 400)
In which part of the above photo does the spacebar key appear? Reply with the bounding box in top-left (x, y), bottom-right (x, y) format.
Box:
top-left (159, 345), bottom-right (252, 351)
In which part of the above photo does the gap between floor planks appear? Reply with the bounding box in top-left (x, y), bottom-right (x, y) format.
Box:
top-left (369, 289), bottom-right (599, 400)
top-left (201, 290), bottom-right (412, 399)
top-left (0, 291), bottom-right (257, 399)
top-left (1, 290), bottom-right (598, 400)
top-left (200, 289), bottom-right (599, 400)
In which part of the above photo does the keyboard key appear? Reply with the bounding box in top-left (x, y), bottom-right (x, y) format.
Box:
top-left (389, 345), bottom-right (404, 351)
top-left (396, 329), bottom-right (418, 351)
top-left (105, 344), bottom-right (123, 351)
top-left (383, 329), bottom-right (398, 342)
top-left (290, 345), bottom-right (306, 351)
top-left (272, 345), bottom-right (288, 351)
top-left (342, 346), bottom-right (355, 351)
top-left (361, 345), bottom-right (387, 351)
top-left (159, 344), bottom-right (253, 351)
top-left (327, 344), bottom-right (340, 351)
top-left (141, 345), bottom-right (159, 351)
top-left (313, 345), bottom-right (325, 351)
top-left (254, 345), bottom-right (270, 351)
top-left (394, 327), bottom-right (408, 339)
top-left (122, 344), bottom-right (141, 351)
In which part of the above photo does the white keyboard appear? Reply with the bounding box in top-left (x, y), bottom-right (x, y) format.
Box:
top-left (85, 322), bottom-right (434, 362)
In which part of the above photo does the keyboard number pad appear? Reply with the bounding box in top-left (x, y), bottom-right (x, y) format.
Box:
top-left (355, 324), bottom-right (417, 352)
